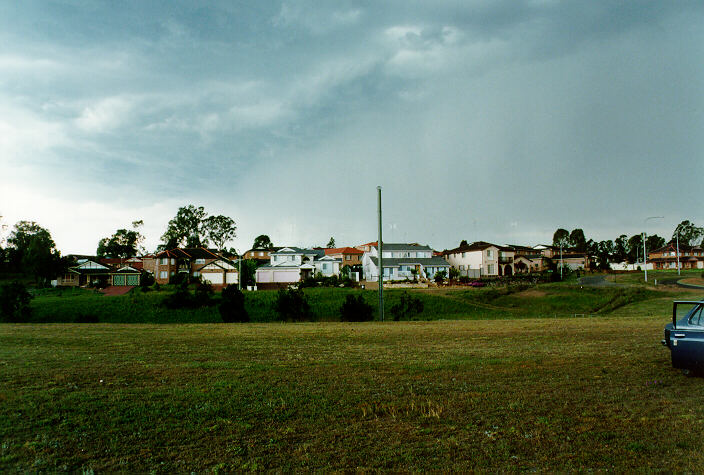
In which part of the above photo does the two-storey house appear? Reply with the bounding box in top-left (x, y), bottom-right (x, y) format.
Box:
top-left (255, 247), bottom-right (342, 286)
top-left (649, 243), bottom-right (704, 270)
top-left (145, 247), bottom-right (238, 286)
top-left (362, 243), bottom-right (450, 281)
top-left (443, 241), bottom-right (515, 277)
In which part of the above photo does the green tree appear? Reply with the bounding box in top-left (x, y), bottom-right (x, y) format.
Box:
top-left (160, 205), bottom-right (208, 249)
top-left (626, 234), bottom-right (643, 263)
top-left (595, 240), bottom-right (614, 269)
top-left (97, 220), bottom-right (144, 258)
top-left (7, 221), bottom-right (65, 284)
top-left (252, 235), bottom-right (273, 249)
top-left (552, 228), bottom-right (570, 248)
top-left (240, 259), bottom-right (259, 286)
top-left (340, 294), bottom-right (373, 322)
top-left (219, 285), bottom-right (249, 323)
top-left (613, 234), bottom-right (629, 262)
top-left (646, 234), bottom-right (665, 251)
top-left (672, 220), bottom-right (704, 246)
top-left (326, 237), bottom-right (336, 248)
top-left (460, 239), bottom-right (468, 246)
top-left (569, 229), bottom-right (587, 253)
top-left (204, 215), bottom-right (237, 251)
top-left (274, 288), bottom-right (311, 322)
top-left (0, 281), bottom-right (33, 322)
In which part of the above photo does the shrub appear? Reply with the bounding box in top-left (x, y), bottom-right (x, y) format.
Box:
top-left (434, 270), bottom-right (447, 285)
top-left (219, 285), bottom-right (249, 323)
top-left (390, 292), bottom-right (424, 321)
top-left (274, 288), bottom-right (311, 322)
top-left (169, 273), bottom-right (188, 286)
top-left (163, 282), bottom-right (195, 309)
top-left (449, 268), bottom-right (460, 280)
top-left (140, 271), bottom-right (155, 290)
top-left (194, 281), bottom-right (214, 307)
top-left (458, 276), bottom-right (470, 284)
top-left (340, 294), bottom-right (373, 322)
top-left (0, 281), bottom-right (33, 323)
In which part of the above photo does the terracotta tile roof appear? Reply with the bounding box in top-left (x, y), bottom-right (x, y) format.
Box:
top-left (324, 247), bottom-right (363, 255)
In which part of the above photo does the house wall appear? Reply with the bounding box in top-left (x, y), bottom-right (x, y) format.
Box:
top-left (256, 268), bottom-right (300, 283)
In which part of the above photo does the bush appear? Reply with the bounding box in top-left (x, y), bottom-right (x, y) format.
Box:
top-left (390, 292), bottom-right (424, 321)
top-left (340, 294), bottom-right (373, 322)
top-left (194, 281), bottom-right (213, 307)
top-left (169, 273), bottom-right (188, 286)
top-left (0, 281), bottom-right (33, 322)
top-left (140, 271), bottom-right (155, 290)
top-left (219, 285), bottom-right (249, 323)
top-left (163, 282), bottom-right (195, 309)
top-left (274, 288), bottom-right (311, 322)
top-left (434, 270), bottom-right (447, 285)
top-left (458, 276), bottom-right (470, 284)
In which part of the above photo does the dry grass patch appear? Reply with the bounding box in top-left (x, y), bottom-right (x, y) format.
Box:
top-left (2, 315), bottom-right (704, 471)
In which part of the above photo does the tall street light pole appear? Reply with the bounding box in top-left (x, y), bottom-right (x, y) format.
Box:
top-left (676, 230), bottom-right (681, 276)
top-left (643, 216), bottom-right (664, 283)
top-left (377, 186), bottom-right (384, 322)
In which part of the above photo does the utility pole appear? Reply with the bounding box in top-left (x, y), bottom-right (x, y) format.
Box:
top-left (676, 231), bottom-right (681, 276)
top-left (377, 186), bottom-right (384, 322)
top-left (560, 242), bottom-right (563, 280)
top-left (238, 252), bottom-right (242, 290)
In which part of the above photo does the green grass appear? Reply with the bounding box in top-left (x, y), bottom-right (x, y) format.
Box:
top-left (3, 310), bottom-right (704, 471)
top-left (606, 269), bottom-right (703, 286)
top-left (27, 282), bottom-right (687, 323)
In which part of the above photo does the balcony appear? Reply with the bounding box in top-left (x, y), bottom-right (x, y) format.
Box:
top-left (498, 257), bottom-right (513, 264)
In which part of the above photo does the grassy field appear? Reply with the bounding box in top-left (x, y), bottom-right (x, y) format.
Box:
top-left (27, 282), bottom-right (673, 323)
top-left (2, 307), bottom-right (704, 471)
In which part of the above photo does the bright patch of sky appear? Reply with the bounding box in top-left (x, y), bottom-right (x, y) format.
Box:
top-left (1, 1), bottom-right (702, 253)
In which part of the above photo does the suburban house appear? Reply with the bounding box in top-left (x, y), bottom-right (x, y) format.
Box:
top-left (442, 241), bottom-right (515, 277)
top-left (243, 247), bottom-right (282, 264)
top-left (56, 258), bottom-right (141, 287)
top-left (324, 247), bottom-right (363, 267)
top-left (362, 243), bottom-right (450, 281)
top-left (649, 243), bottom-right (704, 270)
top-left (255, 247), bottom-right (341, 286)
top-left (143, 247), bottom-right (238, 286)
top-left (532, 244), bottom-right (589, 271)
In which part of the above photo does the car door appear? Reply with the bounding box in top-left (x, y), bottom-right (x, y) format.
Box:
top-left (671, 303), bottom-right (704, 371)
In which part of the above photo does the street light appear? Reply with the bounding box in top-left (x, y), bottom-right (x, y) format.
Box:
top-left (643, 216), bottom-right (664, 282)
top-left (676, 228), bottom-right (681, 276)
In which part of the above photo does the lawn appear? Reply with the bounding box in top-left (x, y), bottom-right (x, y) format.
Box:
top-left (27, 282), bottom-right (676, 323)
top-left (2, 308), bottom-right (704, 471)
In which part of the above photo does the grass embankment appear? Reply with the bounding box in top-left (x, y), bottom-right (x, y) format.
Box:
top-left (28, 283), bottom-right (670, 323)
top-left (2, 313), bottom-right (704, 471)
top-left (606, 269), bottom-right (703, 286)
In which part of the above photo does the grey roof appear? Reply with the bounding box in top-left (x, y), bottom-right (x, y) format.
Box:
top-left (370, 256), bottom-right (450, 267)
top-left (273, 247), bottom-right (321, 255)
top-left (375, 243), bottom-right (432, 251)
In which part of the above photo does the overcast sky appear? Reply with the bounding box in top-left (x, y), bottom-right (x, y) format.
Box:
top-left (1, 0), bottom-right (702, 254)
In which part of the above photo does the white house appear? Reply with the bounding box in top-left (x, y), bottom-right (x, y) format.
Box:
top-left (362, 243), bottom-right (450, 281)
top-left (255, 247), bottom-right (341, 284)
top-left (442, 241), bottom-right (515, 277)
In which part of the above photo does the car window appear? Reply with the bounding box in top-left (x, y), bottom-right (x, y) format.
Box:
top-left (687, 305), bottom-right (704, 326)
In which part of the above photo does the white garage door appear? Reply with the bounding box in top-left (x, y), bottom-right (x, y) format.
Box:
top-left (226, 272), bottom-right (238, 284)
top-left (203, 272), bottom-right (223, 284)
top-left (256, 269), bottom-right (273, 283)
top-left (273, 270), bottom-right (299, 283)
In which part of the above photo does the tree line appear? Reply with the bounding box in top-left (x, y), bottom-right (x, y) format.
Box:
top-left (552, 220), bottom-right (703, 270)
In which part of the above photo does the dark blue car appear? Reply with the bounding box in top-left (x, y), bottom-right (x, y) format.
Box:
top-left (663, 300), bottom-right (704, 374)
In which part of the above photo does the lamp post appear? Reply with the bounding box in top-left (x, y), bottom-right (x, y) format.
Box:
top-left (643, 216), bottom-right (664, 282)
top-left (676, 230), bottom-right (681, 276)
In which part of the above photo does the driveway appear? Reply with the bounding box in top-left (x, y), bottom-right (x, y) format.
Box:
top-left (100, 286), bottom-right (135, 296)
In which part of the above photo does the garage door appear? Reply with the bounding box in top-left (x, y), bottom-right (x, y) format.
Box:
top-left (226, 272), bottom-right (238, 284)
top-left (113, 275), bottom-right (126, 286)
top-left (273, 270), bottom-right (299, 283)
top-left (126, 274), bottom-right (139, 286)
top-left (203, 273), bottom-right (223, 284)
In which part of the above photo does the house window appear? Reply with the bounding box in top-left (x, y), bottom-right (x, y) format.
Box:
top-left (462, 252), bottom-right (465, 258)
top-left (274, 255), bottom-right (279, 262)
top-left (159, 271), bottom-right (168, 279)
top-left (193, 271), bottom-right (200, 277)
top-left (322, 263), bottom-right (330, 271)
top-left (171, 259), bottom-right (175, 265)
top-left (259, 252), bottom-right (264, 257)
top-left (346, 255), bottom-right (351, 260)
top-left (487, 264), bottom-right (495, 274)
top-left (487, 250), bottom-right (493, 258)
top-left (195, 258), bottom-right (205, 264)
top-left (160, 258), bottom-right (167, 265)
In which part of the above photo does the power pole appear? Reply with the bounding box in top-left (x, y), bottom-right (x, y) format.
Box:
top-left (676, 231), bottom-right (681, 275)
top-left (377, 186), bottom-right (384, 322)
